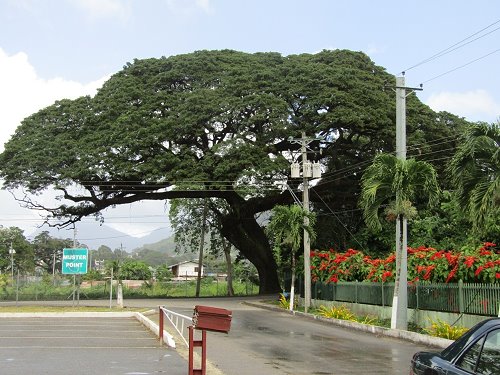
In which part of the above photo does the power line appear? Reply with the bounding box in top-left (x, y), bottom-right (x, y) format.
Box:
top-left (310, 189), bottom-right (367, 252)
top-left (421, 48), bottom-right (500, 85)
top-left (402, 18), bottom-right (500, 74)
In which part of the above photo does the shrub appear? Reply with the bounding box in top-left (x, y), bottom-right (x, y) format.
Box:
top-left (317, 305), bottom-right (356, 321)
top-left (278, 293), bottom-right (290, 309)
top-left (424, 319), bottom-right (468, 340)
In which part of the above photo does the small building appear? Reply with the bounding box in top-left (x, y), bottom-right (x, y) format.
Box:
top-left (170, 260), bottom-right (204, 280)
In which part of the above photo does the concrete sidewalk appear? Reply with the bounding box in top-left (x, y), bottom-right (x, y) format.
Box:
top-left (0, 313), bottom-right (187, 375)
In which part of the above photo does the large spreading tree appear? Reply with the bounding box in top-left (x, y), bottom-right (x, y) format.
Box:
top-left (0, 49), bottom-right (468, 293)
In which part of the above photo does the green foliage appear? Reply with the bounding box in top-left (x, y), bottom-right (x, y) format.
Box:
top-left (267, 205), bottom-right (316, 251)
top-left (424, 319), bottom-right (469, 340)
top-left (448, 122), bottom-right (499, 233)
top-left (120, 260), bottom-right (152, 280)
top-left (0, 49), bottom-right (470, 294)
top-left (155, 264), bottom-right (173, 281)
top-left (278, 293), bottom-right (290, 309)
top-left (317, 305), bottom-right (356, 321)
top-left (0, 226), bottom-right (35, 274)
top-left (0, 279), bottom-right (257, 301)
top-left (359, 154), bottom-right (440, 232)
top-left (82, 269), bottom-right (104, 282)
top-left (267, 204), bottom-right (316, 267)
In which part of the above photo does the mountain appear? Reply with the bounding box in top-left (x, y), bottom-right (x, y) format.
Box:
top-left (28, 221), bottom-right (172, 251)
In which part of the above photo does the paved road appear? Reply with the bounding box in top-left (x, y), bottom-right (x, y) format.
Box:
top-left (159, 297), bottom-right (433, 375)
top-left (0, 297), bottom-right (438, 374)
top-left (0, 315), bottom-right (185, 375)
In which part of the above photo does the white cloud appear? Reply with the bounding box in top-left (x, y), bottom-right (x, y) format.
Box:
top-left (70, 0), bottom-right (131, 21)
top-left (426, 89), bottom-right (500, 123)
top-left (0, 48), bottom-right (108, 153)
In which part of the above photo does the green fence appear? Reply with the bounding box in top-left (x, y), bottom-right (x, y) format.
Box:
top-left (311, 280), bottom-right (500, 317)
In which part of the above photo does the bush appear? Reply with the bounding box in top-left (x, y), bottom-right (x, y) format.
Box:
top-left (317, 305), bottom-right (356, 321)
top-left (278, 293), bottom-right (290, 309)
top-left (424, 319), bottom-right (469, 340)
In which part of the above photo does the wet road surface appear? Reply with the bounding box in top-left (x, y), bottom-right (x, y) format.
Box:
top-left (160, 298), bottom-right (430, 375)
top-left (0, 316), bottom-right (185, 375)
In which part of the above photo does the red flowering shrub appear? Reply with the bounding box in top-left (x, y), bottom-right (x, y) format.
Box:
top-left (310, 242), bottom-right (499, 284)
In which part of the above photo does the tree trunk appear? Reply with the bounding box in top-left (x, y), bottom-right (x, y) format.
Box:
top-left (222, 239), bottom-right (234, 297)
top-left (196, 200), bottom-right (208, 298)
top-left (220, 213), bottom-right (280, 295)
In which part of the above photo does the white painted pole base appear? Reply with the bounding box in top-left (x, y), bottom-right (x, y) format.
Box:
top-left (391, 296), bottom-right (398, 329)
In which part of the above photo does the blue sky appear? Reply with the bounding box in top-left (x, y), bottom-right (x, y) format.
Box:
top-left (0, 0), bottom-right (499, 240)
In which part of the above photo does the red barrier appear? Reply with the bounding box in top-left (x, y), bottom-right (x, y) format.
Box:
top-left (188, 326), bottom-right (207, 375)
top-left (159, 307), bottom-right (164, 345)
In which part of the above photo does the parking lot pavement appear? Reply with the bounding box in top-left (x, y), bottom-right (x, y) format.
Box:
top-left (0, 316), bottom-right (187, 375)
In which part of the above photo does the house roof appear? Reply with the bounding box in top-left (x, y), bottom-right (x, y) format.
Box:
top-left (169, 260), bottom-right (202, 268)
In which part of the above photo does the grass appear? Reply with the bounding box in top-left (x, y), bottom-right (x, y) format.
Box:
top-left (0, 279), bottom-right (258, 301)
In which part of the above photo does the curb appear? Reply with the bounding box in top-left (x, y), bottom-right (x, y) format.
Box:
top-left (134, 310), bottom-right (176, 348)
top-left (244, 301), bottom-right (454, 349)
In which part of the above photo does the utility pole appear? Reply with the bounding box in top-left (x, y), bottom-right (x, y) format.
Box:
top-left (301, 132), bottom-right (312, 313)
top-left (289, 133), bottom-right (322, 313)
top-left (391, 75), bottom-right (422, 330)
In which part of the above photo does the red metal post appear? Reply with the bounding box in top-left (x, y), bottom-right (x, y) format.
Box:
top-left (201, 329), bottom-right (207, 375)
top-left (159, 307), bottom-right (164, 345)
top-left (189, 326), bottom-right (194, 375)
top-left (188, 326), bottom-right (207, 375)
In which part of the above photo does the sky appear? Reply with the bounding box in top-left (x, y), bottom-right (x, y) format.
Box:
top-left (0, 0), bottom-right (499, 242)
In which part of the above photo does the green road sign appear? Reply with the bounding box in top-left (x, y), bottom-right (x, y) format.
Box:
top-left (62, 248), bottom-right (88, 274)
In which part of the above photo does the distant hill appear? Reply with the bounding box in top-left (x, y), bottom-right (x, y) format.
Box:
top-left (29, 222), bottom-right (200, 267)
top-left (131, 236), bottom-right (196, 266)
top-left (132, 236), bottom-right (176, 254)
top-left (28, 222), bottom-right (172, 251)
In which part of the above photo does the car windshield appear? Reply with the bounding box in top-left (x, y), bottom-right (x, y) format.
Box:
top-left (441, 321), bottom-right (487, 361)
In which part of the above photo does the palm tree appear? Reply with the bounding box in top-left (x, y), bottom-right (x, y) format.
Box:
top-left (266, 204), bottom-right (316, 311)
top-left (448, 122), bottom-right (499, 232)
top-left (359, 153), bottom-right (440, 329)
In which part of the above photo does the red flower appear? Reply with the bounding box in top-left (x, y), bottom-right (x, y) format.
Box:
top-left (430, 251), bottom-right (445, 260)
top-left (496, 273), bottom-right (500, 279)
top-left (475, 266), bottom-right (484, 276)
top-left (384, 254), bottom-right (396, 264)
top-left (464, 256), bottom-right (475, 268)
top-left (329, 275), bottom-right (338, 283)
top-left (446, 265), bottom-right (458, 283)
top-left (423, 265), bottom-right (435, 280)
top-left (382, 271), bottom-right (392, 282)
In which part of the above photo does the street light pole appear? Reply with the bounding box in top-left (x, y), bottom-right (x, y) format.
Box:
top-left (9, 244), bottom-right (16, 282)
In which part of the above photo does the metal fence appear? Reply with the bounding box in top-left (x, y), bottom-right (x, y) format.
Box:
top-left (310, 280), bottom-right (500, 317)
top-left (0, 273), bottom-right (258, 302)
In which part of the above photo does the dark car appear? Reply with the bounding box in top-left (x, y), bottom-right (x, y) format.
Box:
top-left (410, 317), bottom-right (500, 375)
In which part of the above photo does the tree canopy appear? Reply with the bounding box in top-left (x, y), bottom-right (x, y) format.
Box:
top-left (0, 49), bottom-right (470, 293)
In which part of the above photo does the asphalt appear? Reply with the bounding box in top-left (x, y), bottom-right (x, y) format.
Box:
top-left (0, 297), bottom-right (455, 375)
top-left (0, 313), bottom-right (187, 375)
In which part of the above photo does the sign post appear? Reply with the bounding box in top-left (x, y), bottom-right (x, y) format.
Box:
top-left (62, 248), bottom-right (88, 275)
top-left (62, 248), bottom-right (88, 305)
